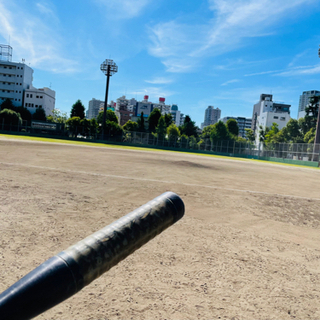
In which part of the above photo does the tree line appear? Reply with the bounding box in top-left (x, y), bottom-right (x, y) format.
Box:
top-left (1, 95), bottom-right (318, 146)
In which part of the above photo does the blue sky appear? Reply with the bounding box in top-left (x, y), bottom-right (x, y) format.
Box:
top-left (1, 0), bottom-right (320, 126)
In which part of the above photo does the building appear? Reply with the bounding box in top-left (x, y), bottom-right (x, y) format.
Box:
top-left (170, 104), bottom-right (182, 126)
top-left (297, 90), bottom-right (320, 119)
top-left (252, 94), bottom-right (291, 145)
top-left (152, 97), bottom-right (171, 114)
top-left (115, 96), bottom-right (135, 126)
top-left (87, 98), bottom-right (104, 119)
top-left (24, 87), bottom-right (55, 116)
top-left (220, 116), bottom-right (252, 138)
top-left (0, 44), bottom-right (55, 115)
top-left (201, 106), bottom-right (221, 129)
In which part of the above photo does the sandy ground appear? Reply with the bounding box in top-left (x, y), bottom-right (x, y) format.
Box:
top-left (0, 137), bottom-right (320, 319)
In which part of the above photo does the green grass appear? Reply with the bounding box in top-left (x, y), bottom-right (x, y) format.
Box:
top-left (1, 133), bottom-right (318, 169)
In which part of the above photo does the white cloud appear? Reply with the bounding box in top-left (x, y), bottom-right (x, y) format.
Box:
top-left (0, 1), bottom-right (77, 73)
top-left (94, 0), bottom-right (151, 19)
top-left (148, 0), bottom-right (316, 73)
top-left (221, 79), bottom-right (240, 86)
top-left (145, 77), bottom-right (173, 84)
top-left (276, 64), bottom-right (320, 76)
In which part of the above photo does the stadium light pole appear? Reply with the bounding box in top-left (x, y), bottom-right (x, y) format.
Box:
top-left (100, 59), bottom-right (118, 140)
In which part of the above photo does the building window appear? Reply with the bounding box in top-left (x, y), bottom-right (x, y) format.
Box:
top-left (30, 94), bottom-right (33, 98)
top-left (19, 91), bottom-right (21, 93)
top-left (280, 117), bottom-right (285, 121)
top-left (16, 83), bottom-right (18, 85)
top-left (40, 96), bottom-right (43, 98)
top-left (26, 94), bottom-right (29, 97)
top-left (35, 105), bottom-right (38, 108)
top-left (274, 116), bottom-right (278, 119)
top-left (36, 95), bottom-right (39, 98)
top-left (20, 75), bottom-right (22, 78)
top-left (20, 83), bottom-right (22, 85)
top-left (21, 67), bottom-right (23, 70)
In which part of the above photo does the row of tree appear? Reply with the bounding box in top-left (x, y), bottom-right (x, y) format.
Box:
top-left (0, 98), bottom-right (47, 126)
top-left (1, 95), bottom-right (319, 146)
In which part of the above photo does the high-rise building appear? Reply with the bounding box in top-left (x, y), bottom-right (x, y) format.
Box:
top-left (220, 116), bottom-right (252, 138)
top-left (297, 90), bottom-right (320, 119)
top-left (0, 45), bottom-right (55, 115)
top-left (87, 98), bottom-right (104, 120)
top-left (201, 106), bottom-right (221, 129)
top-left (170, 104), bottom-right (182, 126)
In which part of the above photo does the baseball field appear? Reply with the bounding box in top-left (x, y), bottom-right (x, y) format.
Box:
top-left (0, 135), bottom-right (320, 319)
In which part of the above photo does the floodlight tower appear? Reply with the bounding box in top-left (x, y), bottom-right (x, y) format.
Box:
top-left (100, 59), bottom-right (118, 139)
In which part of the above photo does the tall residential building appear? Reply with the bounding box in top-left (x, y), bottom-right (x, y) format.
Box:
top-left (297, 90), bottom-right (320, 119)
top-left (252, 94), bottom-right (291, 145)
top-left (170, 104), bottom-right (182, 126)
top-left (0, 44), bottom-right (55, 115)
top-left (201, 106), bottom-right (221, 129)
top-left (87, 98), bottom-right (104, 119)
top-left (220, 116), bottom-right (252, 138)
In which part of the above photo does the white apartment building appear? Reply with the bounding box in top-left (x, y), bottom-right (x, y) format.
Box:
top-left (0, 45), bottom-right (56, 115)
top-left (201, 106), bottom-right (221, 129)
top-left (297, 90), bottom-right (320, 119)
top-left (0, 60), bottom-right (33, 107)
top-left (24, 87), bottom-right (55, 116)
top-left (253, 94), bottom-right (291, 145)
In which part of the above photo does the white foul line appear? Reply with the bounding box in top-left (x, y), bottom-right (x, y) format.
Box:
top-left (1, 161), bottom-right (320, 202)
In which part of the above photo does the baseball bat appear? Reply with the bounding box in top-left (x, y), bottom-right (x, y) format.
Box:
top-left (0, 191), bottom-right (184, 320)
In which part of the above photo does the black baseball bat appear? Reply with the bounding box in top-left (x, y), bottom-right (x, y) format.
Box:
top-left (0, 191), bottom-right (184, 320)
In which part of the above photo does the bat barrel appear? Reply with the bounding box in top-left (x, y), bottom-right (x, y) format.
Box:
top-left (0, 192), bottom-right (184, 320)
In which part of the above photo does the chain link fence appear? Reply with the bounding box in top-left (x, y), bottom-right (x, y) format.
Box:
top-left (1, 122), bottom-right (319, 164)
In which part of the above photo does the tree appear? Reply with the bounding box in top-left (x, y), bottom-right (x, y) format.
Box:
top-left (244, 128), bottom-right (255, 142)
top-left (97, 110), bottom-right (118, 124)
top-left (148, 108), bottom-right (161, 132)
top-left (48, 109), bottom-right (68, 123)
top-left (90, 118), bottom-right (98, 136)
top-left (0, 98), bottom-right (15, 111)
top-left (304, 127), bottom-right (316, 144)
top-left (70, 100), bottom-right (85, 119)
top-left (123, 120), bottom-right (139, 132)
top-left (167, 123), bottom-right (180, 146)
top-left (66, 116), bottom-right (82, 137)
top-left (210, 121), bottom-right (230, 143)
top-left (80, 118), bottom-right (91, 136)
top-left (284, 119), bottom-right (303, 142)
top-left (264, 123), bottom-right (279, 144)
top-left (226, 119), bottom-right (239, 136)
top-left (201, 125), bottom-right (215, 140)
top-left (164, 113), bottom-right (173, 127)
top-left (32, 107), bottom-right (47, 121)
top-left (180, 115), bottom-right (198, 137)
top-left (156, 116), bottom-right (167, 140)
top-left (104, 120), bottom-right (123, 137)
top-left (0, 109), bottom-right (22, 127)
top-left (137, 112), bottom-right (145, 132)
top-left (258, 125), bottom-right (268, 143)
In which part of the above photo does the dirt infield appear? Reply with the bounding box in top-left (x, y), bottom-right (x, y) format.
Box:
top-left (1, 137), bottom-right (320, 319)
